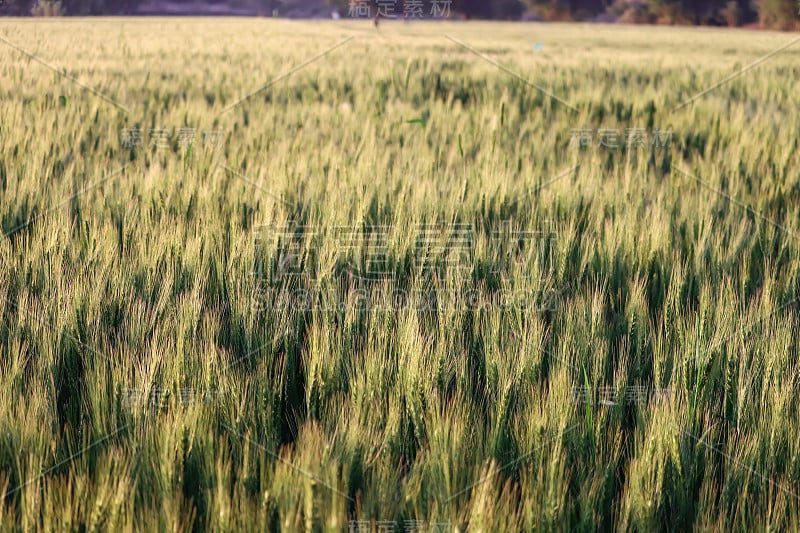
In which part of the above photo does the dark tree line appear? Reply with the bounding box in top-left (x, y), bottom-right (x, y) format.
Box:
top-left (2, 0), bottom-right (798, 30)
top-left (331, 0), bottom-right (795, 27)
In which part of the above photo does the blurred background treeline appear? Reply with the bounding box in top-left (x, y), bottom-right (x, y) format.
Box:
top-left (2, 1), bottom-right (799, 35)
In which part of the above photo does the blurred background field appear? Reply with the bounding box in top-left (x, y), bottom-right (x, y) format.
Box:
top-left (0, 19), bottom-right (799, 531)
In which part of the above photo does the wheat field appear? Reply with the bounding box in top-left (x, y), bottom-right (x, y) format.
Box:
top-left (0, 18), bottom-right (799, 531)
